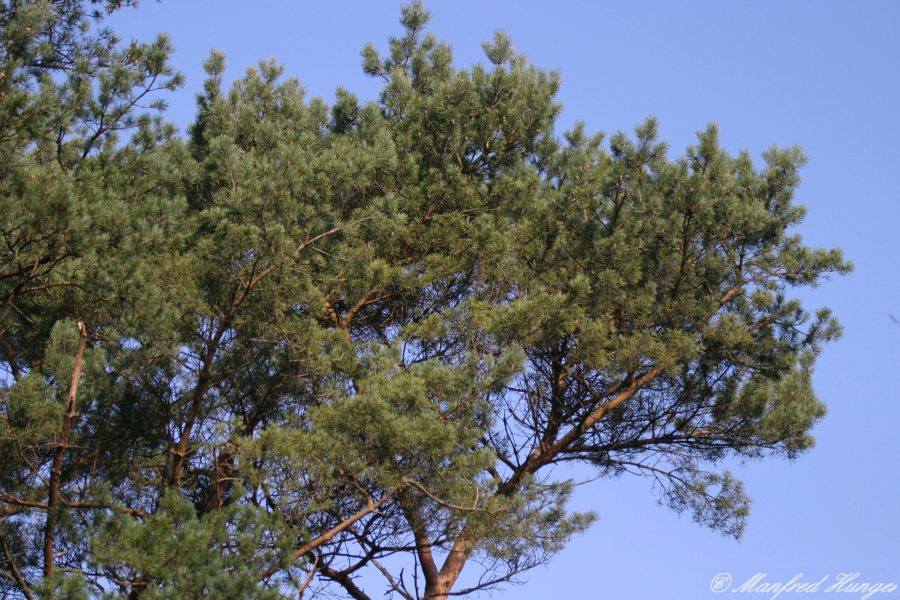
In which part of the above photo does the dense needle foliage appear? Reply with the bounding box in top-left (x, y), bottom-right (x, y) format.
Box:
top-left (0, 2), bottom-right (849, 598)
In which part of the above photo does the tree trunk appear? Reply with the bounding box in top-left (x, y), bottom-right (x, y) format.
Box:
top-left (424, 580), bottom-right (452, 600)
top-left (423, 544), bottom-right (468, 600)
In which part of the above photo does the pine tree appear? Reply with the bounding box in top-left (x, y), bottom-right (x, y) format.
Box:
top-left (0, 2), bottom-right (850, 599)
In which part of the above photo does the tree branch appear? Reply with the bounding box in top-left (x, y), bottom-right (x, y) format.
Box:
top-left (499, 365), bottom-right (665, 495)
top-left (43, 320), bottom-right (87, 577)
top-left (1, 531), bottom-right (34, 600)
top-left (259, 487), bottom-right (397, 581)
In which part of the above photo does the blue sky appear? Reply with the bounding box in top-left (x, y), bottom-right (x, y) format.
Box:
top-left (110, 2), bottom-right (900, 597)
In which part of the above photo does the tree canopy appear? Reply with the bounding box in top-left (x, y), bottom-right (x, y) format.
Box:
top-left (0, 2), bottom-right (850, 598)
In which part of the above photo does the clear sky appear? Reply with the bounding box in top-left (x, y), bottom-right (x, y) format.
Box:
top-left (110, 1), bottom-right (900, 597)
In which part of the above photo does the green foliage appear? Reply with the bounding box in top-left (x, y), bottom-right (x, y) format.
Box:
top-left (90, 491), bottom-right (291, 600)
top-left (0, 2), bottom-right (849, 599)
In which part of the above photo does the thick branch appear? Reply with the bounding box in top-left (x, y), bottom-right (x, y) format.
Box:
top-left (402, 501), bottom-right (438, 586)
top-left (425, 366), bottom-right (666, 597)
top-left (499, 365), bottom-right (665, 495)
top-left (43, 320), bottom-right (88, 577)
top-left (318, 563), bottom-right (372, 600)
top-left (259, 487), bottom-right (397, 581)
